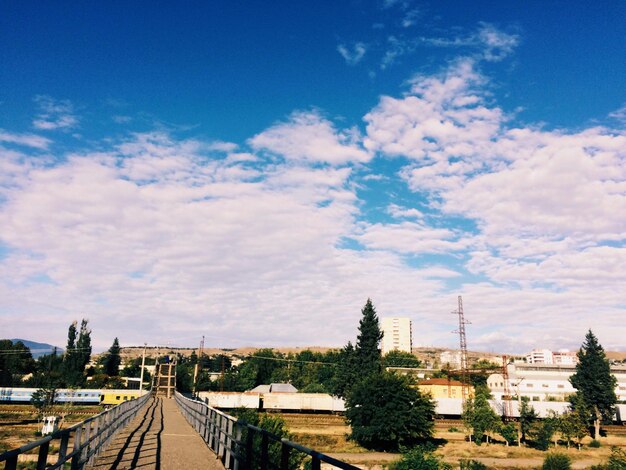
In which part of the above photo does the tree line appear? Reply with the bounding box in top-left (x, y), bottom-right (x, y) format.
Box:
top-left (0, 319), bottom-right (136, 390)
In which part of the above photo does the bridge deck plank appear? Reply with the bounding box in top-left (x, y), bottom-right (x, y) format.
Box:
top-left (88, 396), bottom-right (224, 470)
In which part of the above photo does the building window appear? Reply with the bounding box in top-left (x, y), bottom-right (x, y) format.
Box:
top-left (557, 385), bottom-right (564, 389)
top-left (526, 384), bottom-right (534, 388)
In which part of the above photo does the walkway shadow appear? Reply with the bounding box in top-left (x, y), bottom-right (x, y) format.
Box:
top-left (106, 396), bottom-right (162, 470)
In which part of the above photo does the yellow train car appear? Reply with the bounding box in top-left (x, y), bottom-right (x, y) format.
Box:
top-left (100, 389), bottom-right (142, 406)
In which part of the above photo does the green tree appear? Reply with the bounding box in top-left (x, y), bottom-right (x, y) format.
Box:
top-left (559, 408), bottom-right (588, 449)
top-left (500, 422), bottom-right (518, 447)
top-left (31, 387), bottom-right (57, 418)
top-left (463, 385), bottom-right (501, 445)
top-left (331, 342), bottom-right (358, 398)
top-left (569, 330), bottom-right (617, 439)
top-left (333, 299), bottom-right (383, 399)
top-left (345, 371), bottom-right (434, 451)
top-left (519, 396), bottom-right (538, 444)
top-left (355, 298), bottom-right (383, 377)
top-left (103, 338), bottom-right (122, 376)
top-left (535, 415), bottom-right (558, 451)
top-left (0, 340), bottom-right (35, 386)
top-left (64, 319), bottom-right (92, 387)
top-left (383, 350), bottom-right (422, 368)
top-left (24, 348), bottom-right (64, 389)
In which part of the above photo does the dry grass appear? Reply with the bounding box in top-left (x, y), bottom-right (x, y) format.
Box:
top-left (279, 413), bottom-right (626, 469)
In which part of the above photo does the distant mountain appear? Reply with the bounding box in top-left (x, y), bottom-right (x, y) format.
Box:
top-left (10, 339), bottom-right (63, 358)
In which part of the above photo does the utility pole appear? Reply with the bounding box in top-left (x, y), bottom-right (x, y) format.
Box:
top-left (139, 343), bottom-right (147, 396)
top-left (193, 336), bottom-right (205, 397)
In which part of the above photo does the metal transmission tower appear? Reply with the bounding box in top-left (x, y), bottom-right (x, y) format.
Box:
top-left (501, 355), bottom-right (513, 419)
top-left (452, 295), bottom-right (471, 403)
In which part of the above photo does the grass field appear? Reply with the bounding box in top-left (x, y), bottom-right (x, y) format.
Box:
top-left (278, 413), bottom-right (626, 469)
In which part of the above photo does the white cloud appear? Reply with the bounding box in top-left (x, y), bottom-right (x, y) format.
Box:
top-left (401, 9), bottom-right (421, 28)
top-left (249, 111), bottom-right (371, 165)
top-left (387, 203), bottom-right (423, 219)
top-left (356, 221), bottom-right (467, 254)
top-left (609, 103), bottom-right (626, 123)
top-left (32, 95), bottom-right (79, 130)
top-left (337, 42), bottom-right (367, 66)
top-left (365, 59), bottom-right (503, 161)
top-left (419, 23), bottom-right (519, 62)
top-left (0, 130), bottom-right (51, 150)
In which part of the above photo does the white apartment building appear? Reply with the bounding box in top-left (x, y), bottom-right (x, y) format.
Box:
top-left (488, 363), bottom-right (626, 402)
top-left (380, 317), bottom-right (412, 355)
top-left (525, 348), bottom-right (577, 365)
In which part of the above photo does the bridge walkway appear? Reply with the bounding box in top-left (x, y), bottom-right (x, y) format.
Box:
top-left (88, 395), bottom-right (224, 470)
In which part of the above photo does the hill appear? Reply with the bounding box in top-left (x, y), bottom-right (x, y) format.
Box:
top-left (10, 339), bottom-right (63, 358)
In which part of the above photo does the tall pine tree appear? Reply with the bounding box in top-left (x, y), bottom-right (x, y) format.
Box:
top-left (569, 330), bottom-right (617, 439)
top-left (355, 298), bottom-right (383, 377)
top-left (103, 338), bottom-right (121, 376)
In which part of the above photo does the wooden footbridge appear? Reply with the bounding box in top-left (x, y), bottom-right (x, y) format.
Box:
top-left (0, 362), bottom-right (359, 470)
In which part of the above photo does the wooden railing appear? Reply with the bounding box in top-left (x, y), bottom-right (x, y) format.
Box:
top-left (0, 392), bottom-right (151, 470)
top-left (175, 391), bottom-right (360, 470)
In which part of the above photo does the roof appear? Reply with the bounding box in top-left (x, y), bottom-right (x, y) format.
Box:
top-left (249, 383), bottom-right (298, 393)
top-left (418, 378), bottom-right (465, 387)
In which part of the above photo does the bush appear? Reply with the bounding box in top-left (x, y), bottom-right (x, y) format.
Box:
top-left (590, 447), bottom-right (626, 470)
top-left (391, 447), bottom-right (451, 470)
top-left (589, 439), bottom-right (602, 448)
top-left (543, 452), bottom-right (572, 470)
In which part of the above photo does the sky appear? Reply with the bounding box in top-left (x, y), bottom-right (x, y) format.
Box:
top-left (0, 1), bottom-right (625, 353)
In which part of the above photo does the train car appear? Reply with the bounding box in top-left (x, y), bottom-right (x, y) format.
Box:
top-left (262, 393), bottom-right (345, 413)
top-left (0, 387), bottom-right (37, 403)
top-left (0, 387), bottom-right (141, 406)
top-left (55, 389), bottom-right (102, 404)
top-left (100, 389), bottom-right (142, 406)
top-left (197, 392), bottom-right (261, 409)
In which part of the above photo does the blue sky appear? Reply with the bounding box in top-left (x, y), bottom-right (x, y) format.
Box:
top-left (1, 1), bottom-right (625, 353)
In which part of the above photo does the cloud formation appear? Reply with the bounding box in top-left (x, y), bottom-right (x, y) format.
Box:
top-left (1, 49), bottom-right (624, 353)
top-left (337, 42), bottom-right (367, 65)
top-left (32, 95), bottom-right (78, 130)
top-left (249, 111), bottom-right (371, 165)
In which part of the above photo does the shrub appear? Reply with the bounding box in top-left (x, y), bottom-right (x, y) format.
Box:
top-left (543, 452), bottom-right (572, 470)
top-left (589, 439), bottom-right (602, 448)
top-left (391, 446), bottom-right (451, 470)
top-left (590, 447), bottom-right (626, 470)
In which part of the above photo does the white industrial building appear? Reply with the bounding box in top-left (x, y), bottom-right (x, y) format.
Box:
top-left (488, 362), bottom-right (626, 402)
top-left (380, 317), bottom-right (412, 355)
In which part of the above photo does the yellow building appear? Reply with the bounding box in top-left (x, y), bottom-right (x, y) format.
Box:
top-left (417, 378), bottom-right (473, 399)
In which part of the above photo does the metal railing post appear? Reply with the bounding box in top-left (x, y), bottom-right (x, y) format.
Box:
top-left (36, 440), bottom-right (49, 469)
top-left (280, 442), bottom-right (290, 470)
top-left (260, 432), bottom-right (269, 470)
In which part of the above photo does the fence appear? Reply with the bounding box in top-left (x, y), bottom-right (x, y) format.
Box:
top-left (0, 392), bottom-right (152, 470)
top-left (175, 392), bottom-right (360, 470)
